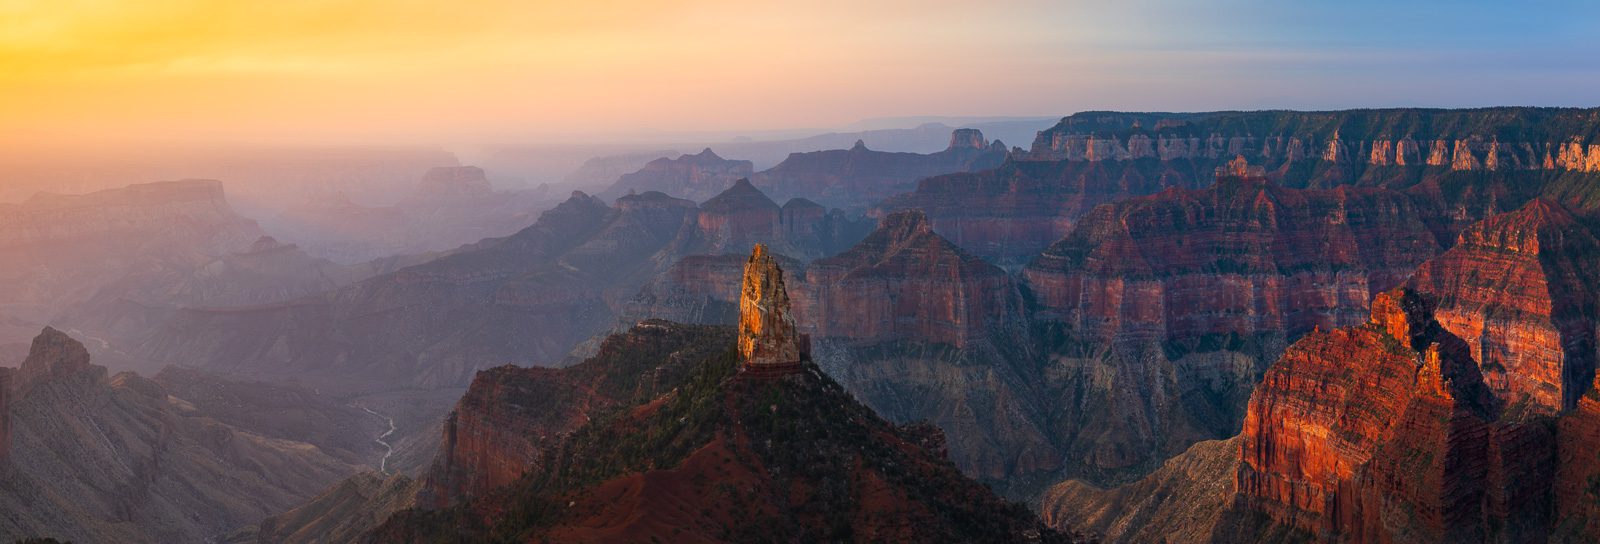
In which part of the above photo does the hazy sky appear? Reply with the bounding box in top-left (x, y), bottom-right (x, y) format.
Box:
top-left (3, 0), bottom-right (1597, 148)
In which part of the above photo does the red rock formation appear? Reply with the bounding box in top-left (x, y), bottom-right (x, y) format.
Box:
top-left (738, 244), bottom-right (804, 371)
top-left (379, 320), bottom-right (1081, 543)
top-left (420, 322), bottom-right (736, 506)
top-left (1405, 198), bottom-right (1600, 413)
top-left (799, 209), bottom-right (1025, 348)
top-left (1024, 175), bottom-right (1442, 346)
top-left (1236, 288), bottom-right (1498, 542)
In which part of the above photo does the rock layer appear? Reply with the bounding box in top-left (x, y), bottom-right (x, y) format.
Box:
top-left (882, 107), bottom-right (1600, 263)
top-left (800, 209), bottom-right (1026, 348)
top-left (1404, 198), bottom-right (1600, 414)
top-left (1024, 175), bottom-right (1442, 346)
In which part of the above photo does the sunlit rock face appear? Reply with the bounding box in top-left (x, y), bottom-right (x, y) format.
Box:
top-left (1405, 198), bottom-right (1600, 414)
top-left (738, 244), bottom-right (803, 369)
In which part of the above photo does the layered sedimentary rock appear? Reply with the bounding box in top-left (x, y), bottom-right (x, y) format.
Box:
top-left (883, 108), bottom-right (1600, 263)
top-left (1024, 175), bottom-right (1443, 346)
top-left (376, 320), bottom-right (1082, 543)
top-left (0, 328), bottom-right (370, 543)
top-left (600, 148), bottom-right (754, 202)
top-left (1236, 288), bottom-right (1500, 542)
top-left (738, 244), bottom-right (803, 369)
top-left (800, 209), bottom-right (1025, 348)
top-left (1047, 204), bottom-right (1600, 542)
top-left (1404, 198), bottom-right (1600, 414)
top-left (751, 130), bottom-right (1008, 208)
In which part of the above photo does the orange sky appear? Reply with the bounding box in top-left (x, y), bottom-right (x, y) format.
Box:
top-left (3, 1), bottom-right (1595, 149)
top-left (1, 1), bottom-right (1075, 147)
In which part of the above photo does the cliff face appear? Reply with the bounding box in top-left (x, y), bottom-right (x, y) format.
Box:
top-left (377, 320), bottom-right (1082, 543)
top-left (601, 148), bottom-right (755, 203)
top-left (881, 107), bottom-right (1600, 263)
top-left (1404, 198), bottom-right (1600, 414)
top-left (751, 130), bottom-right (1008, 208)
top-left (1236, 288), bottom-right (1500, 542)
top-left (0, 328), bottom-right (370, 543)
top-left (800, 209), bottom-right (1026, 348)
top-left (1024, 176), bottom-right (1442, 346)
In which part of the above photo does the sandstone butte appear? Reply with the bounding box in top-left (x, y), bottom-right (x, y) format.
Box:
top-left (738, 243), bottom-right (806, 373)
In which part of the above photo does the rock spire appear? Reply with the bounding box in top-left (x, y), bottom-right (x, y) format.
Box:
top-left (738, 244), bottom-right (804, 372)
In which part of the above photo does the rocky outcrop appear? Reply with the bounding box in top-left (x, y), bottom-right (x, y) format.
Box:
top-left (414, 166), bottom-right (492, 197)
top-left (377, 320), bottom-right (1082, 543)
top-left (738, 245), bottom-right (804, 370)
top-left (421, 322), bottom-right (736, 506)
top-left (601, 148), bottom-right (754, 202)
top-left (800, 210), bottom-right (1025, 348)
top-left (751, 129), bottom-right (1007, 208)
top-left (0, 328), bottom-right (368, 543)
top-left (1235, 288), bottom-right (1500, 542)
top-left (1404, 198), bottom-right (1600, 414)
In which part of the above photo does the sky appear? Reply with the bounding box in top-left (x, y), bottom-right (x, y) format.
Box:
top-left (2, 0), bottom-right (1598, 148)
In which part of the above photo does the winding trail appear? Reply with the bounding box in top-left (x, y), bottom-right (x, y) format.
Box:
top-left (357, 404), bottom-right (397, 474)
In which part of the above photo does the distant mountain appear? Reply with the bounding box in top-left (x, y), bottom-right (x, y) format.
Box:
top-left (0, 328), bottom-right (378, 543)
top-left (751, 129), bottom-right (1008, 208)
top-left (266, 165), bottom-right (557, 262)
top-left (597, 148), bottom-right (754, 202)
top-left (125, 180), bottom-right (869, 402)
